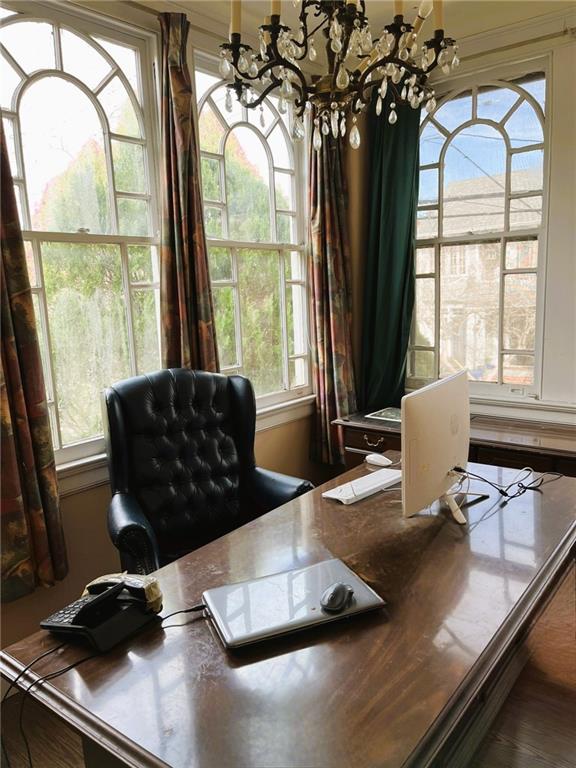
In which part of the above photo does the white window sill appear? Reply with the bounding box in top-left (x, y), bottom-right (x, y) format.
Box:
top-left (56, 394), bottom-right (316, 497)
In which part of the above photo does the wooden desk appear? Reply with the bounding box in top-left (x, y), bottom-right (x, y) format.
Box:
top-left (335, 413), bottom-right (576, 475)
top-left (2, 462), bottom-right (575, 768)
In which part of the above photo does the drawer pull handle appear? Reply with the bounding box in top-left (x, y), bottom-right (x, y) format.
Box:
top-left (363, 434), bottom-right (384, 449)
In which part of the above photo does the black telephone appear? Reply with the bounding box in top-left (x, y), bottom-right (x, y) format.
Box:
top-left (40, 574), bottom-right (162, 653)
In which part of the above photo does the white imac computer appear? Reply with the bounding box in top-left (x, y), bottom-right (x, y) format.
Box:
top-left (401, 370), bottom-right (470, 524)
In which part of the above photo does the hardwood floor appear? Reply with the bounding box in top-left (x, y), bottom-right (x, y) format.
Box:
top-left (2, 565), bottom-right (574, 768)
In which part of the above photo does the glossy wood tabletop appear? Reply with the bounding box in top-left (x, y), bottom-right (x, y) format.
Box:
top-left (2, 459), bottom-right (576, 768)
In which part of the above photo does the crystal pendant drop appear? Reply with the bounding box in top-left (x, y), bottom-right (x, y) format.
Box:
top-left (321, 118), bottom-right (330, 136)
top-left (280, 78), bottom-right (293, 97)
top-left (399, 49), bottom-right (409, 61)
top-left (237, 53), bottom-right (249, 73)
top-left (437, 49), bottom-right (447, 66)
top-left (410, 95), bottom-right (419, 109)
top-left (309, 40), bottom-right (317, 61)
top-left (331, 37), bottom-right (343, 54)
top-left (219, 57), bottom-right (231, 77)
top-left (426, 47), bottom-right (436, 66)
top-left (442, 63), bottom-right (450, 74)
top-left (388, 108), bottom-right (397, 125)
top-left (260, 39), bottom-right (267, 59)
top-left (225, 88), bottom-right (233, 113)
top-left (278, 97), bottom-right (287, 114)
top-left (340, 114), bottom-right (346, 137)
top-left (249, 60), bottom-right (259, 77)
top-left (392, 66), bottom-right (402, 84)
top-left (349, 119), bottom-right (360, 149)
top-left (313, 128), bottom-right (322, 151)
top-left (452, 55), bottom-right (460, 69)
top-left (379, 78), bottom-right (388, 98)
top-left (330, 107), bottom-right (339, 139)
top-left (292, 117), bottom-right (305, 141)
top-left (336, 66), bottom-right (349, 90)
top-left (259, 106), bottom-right (265, 128)
top-left (401, 85), bottom-right (407, 100)
top-left (376, 95), bottom-right (383, 116)
top-left (426, 96), bottom-right (437, 113)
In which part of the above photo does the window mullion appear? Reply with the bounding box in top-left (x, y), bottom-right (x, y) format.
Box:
top-left (498, 236), bottom-right (506, 385)
top-left (119, 241), bottom-right (138, 375)
top-left (279, 249), bottom-right (289, 391)
top-left (53, 23), bottom-right (63, 70)
top-left (231, 248), bottom-right (243, 370)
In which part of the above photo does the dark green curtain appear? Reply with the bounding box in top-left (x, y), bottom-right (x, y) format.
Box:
top-left (360, 94), bottom-right (421, 410)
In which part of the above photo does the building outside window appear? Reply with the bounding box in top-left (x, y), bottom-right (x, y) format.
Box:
top-left (0, 3), bottom-right (161, 463)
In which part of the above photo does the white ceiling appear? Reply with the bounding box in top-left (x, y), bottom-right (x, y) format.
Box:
top-left (139, 0), bottom-right (575, 44)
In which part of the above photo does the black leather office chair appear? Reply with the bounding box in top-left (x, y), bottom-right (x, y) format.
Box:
top-left (103, 368), bottom-right (314, 574)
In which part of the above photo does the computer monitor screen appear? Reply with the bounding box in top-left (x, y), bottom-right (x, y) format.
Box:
top-left (401, 370), bottom-right (470, 518)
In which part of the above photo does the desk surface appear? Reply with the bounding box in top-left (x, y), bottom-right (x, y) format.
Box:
top-left (2, 461), bottom-right (576, 768)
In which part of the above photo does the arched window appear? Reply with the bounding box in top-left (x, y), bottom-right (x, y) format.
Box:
top-left (0, 9), bottom-right (160, 461)
top-left (410, 73), bottom-right (545, 392)
top-left (195, 64), bottom-right (309, 404)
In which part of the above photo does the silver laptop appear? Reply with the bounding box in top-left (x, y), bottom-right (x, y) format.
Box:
top-left (202, 558), bottom-right (386, 649)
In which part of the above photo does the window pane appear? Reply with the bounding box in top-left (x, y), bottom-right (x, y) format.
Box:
top-left (509, 196), bottom-right (542, 230)
top-left (93, 37), bottom-right (140, 102)
top-left (416, 208), bottom-right (438, 239)
top-left (505, 101), bottom-right (543, 148)
top-left (285, 251), bottom-right (304, 281)
top-left (503, 273), bottom-right (537, 350)
top-left (275, 171), bottom-right (294, 211)
top-left (132, 289), bottom-right (160, 374)
top-left (24, 241), bottom-right (37, 286)
top-left (209, 247), bottom-right (232, 281)
top-left (2, 116), bottom-right (18, 176)
top-left (477, 86), bottom-right (519, 122)
top-left (129, 245), bottom-right (157, 283)
top-left (511, 150), bottom-right (543, 193)
top-left (0, 21), bottom-right (55, 73)
top-left (0, 54), bottom-right (21, 110)
top-left (41, 241), bottom-right (130, 445)
top-left (289, 358), bottom-right (308, 388)
top-left (433, 91), bottom-right (472, 132)
top-left (201, 156), bottom-right (221, 202)
top-left (440, 242), bottom-right (500, 382)
top-left (32, 292), bottom-right (51, 401)
top-left (505, 239), bottom-right (538, 270)
top-left (198, 102), bottom-right (225, 153)
top-left (112, 140), bottom-right (147, 193)
top-left (61, 29), bottom-right (111, 90)
top-left (225, 127), bottom-right (271, 242)
top-left (416, 247), bottom-right (434, 274)
top-left (419, 168), bottom-right (438, 206)
top-left (267, 124), bottom-right (291, 169)
top-left (414, 278), bottom-right (435, 346)
top-left (516, 75), bottom-right (545, 112)
top-left (420, 122), bottom-right (444, 165)
top-left (443, 124), bottom-right (506, 236)
top-left (411, 350), bottom-right (435, 379)
top-left (20, 77), bottom-right (111, 233)
top-left (98, 76), bottom-right (140, 137)
top-left (212, 85), bottom-right (243, 126)
top-left (195, 70), bottom-right (219, 103)
top-left (205, 206), bottom-right (223, 237)
top-left (213, 286), bottom-right (238, 368)
top-left (277, 213), bottom-right (296, 243)
top-left (238, 249), bottom-right (283, 395)
top-left (286, 283), bottom-right (307, 356)
top-left (502, 354), bottom-right (534, 385)
top-left (117, 197), bottom-right (149, 236)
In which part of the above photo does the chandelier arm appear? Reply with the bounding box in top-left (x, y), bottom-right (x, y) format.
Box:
top-left (240, 77), bottom-right (284, 110)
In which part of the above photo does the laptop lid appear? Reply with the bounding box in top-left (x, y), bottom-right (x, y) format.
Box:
top-left (202, 558), bottom-right (386, 649)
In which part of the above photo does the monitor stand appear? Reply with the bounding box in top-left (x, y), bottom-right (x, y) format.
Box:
top-left (441, 492), bottom-right (491, 525)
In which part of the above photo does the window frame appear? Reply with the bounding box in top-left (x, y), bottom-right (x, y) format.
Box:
top-left (194, 52), bottom-right (312, 409)
top-left (1, 1), bottom-right (162, 465)
top-left (409, 61), bottom-right (550, 404)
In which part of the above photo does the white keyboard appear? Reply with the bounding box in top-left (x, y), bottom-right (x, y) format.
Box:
top-left (322, 468), bottom-right (402, 505)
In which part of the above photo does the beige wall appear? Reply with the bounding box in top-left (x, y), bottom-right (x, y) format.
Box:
top-left (1, 417), bottom-right (327, 648)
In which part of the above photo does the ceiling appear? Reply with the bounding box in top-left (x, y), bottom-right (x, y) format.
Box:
top-left (138, 0), bottom-right (575, 45)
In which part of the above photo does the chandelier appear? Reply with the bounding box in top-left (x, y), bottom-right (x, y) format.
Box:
top-left (218, 0), bottom-right (459, 150)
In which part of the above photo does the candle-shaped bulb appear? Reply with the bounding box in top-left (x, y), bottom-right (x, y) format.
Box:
top-left (433, 0), bottom-right (444, 30)
top-left (230, 0), bottom-right (242, 38)
top-left (271, 0), bottom-right (281, 18)
top-left (412, 0), bottom-right (433, 36)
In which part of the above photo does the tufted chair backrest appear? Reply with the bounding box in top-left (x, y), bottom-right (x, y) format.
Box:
top-left (103, 369), bottom-right (257, 558)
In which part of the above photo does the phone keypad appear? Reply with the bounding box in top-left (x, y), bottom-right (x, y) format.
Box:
top-left (44, 595), bottom-right (96, 626)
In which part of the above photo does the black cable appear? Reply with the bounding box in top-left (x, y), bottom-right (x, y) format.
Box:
top-left (1, 643), bottom-right (64, 768)
top-left (18, 652), bottom-right (98, 768)
top-left (453, 466), bottom-right (563, 502)
top-left (160, 603), bottom-right (206, 623)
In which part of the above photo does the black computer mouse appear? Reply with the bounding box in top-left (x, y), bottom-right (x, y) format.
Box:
top-left (320, 582), bottom-right (355, 613)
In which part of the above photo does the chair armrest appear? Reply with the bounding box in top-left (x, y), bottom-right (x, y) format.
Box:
top-left (108, 493), bottom-right (160, 575)
top-left (243, 467), bottom-right (314, 515)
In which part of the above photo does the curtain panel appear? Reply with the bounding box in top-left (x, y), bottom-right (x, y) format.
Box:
top-left (308, 130), bottom-right (357, 465)
top-left (159, 13), bottom-right (219, 372)
top-left (1, 128), bottom-right (68, 602)
top-left (360, 94), bottom-right (421, 410)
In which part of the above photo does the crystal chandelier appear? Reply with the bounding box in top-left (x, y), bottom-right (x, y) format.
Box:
top-left (219, 0), bottom-right (459, 149)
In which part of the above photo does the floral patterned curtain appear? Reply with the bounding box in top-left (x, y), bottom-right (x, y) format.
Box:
top-left (159, 13), bottom-right (219, 371)
top-left (308, 129), bottom-right (357, 465)
top-left (1, 128), bottom-right (68, 602)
